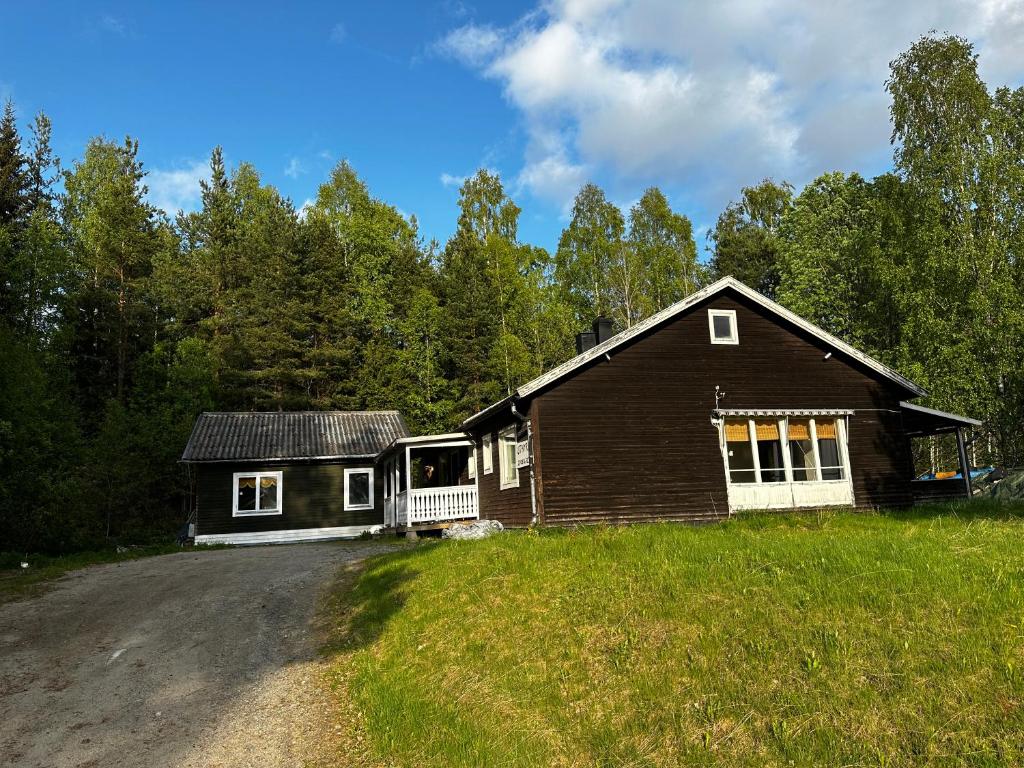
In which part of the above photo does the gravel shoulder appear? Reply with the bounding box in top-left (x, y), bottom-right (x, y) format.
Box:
top-left (0, 541), bottom-right (396, 768)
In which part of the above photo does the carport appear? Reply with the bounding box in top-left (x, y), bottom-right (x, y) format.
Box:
top-left (900, 401), bottom-right (983, 499)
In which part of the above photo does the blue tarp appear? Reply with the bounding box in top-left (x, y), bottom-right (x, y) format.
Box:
top-left (915, 465), bottom-right (995, 482)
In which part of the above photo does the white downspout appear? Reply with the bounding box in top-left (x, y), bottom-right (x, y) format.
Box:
top-left (511, 403), bottom-right (539, 526)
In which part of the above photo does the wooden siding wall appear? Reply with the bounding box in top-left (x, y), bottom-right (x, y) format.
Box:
top-left (911, 478), bottom-right (969, 504)
top-left (195, 460), bottom-right (383, 536)
top-left (532, 291), bottom-right (916, 526)
top-left (472, 421), bottom-right (535, 528)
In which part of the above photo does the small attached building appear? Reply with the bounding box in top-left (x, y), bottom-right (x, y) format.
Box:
top-left (181, 411), bottom-right (409, 544)
top-left (457, 276), bottom-right (980, 528)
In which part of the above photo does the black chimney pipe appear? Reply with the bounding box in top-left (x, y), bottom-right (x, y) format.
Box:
top-left (575, 330), bottom-right (597, 354)
top-left (593, 316), bottom-right (614, 344)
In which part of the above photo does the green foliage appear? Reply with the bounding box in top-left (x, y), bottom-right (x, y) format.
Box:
top-left (3, 30), bottom-right (1024, 553)
top-left (557, 182), bottom-right (701, 330)
top-left (773, 33), bottom-right (1024, 466)
top-left (709, 178), bottom-right (793, 297)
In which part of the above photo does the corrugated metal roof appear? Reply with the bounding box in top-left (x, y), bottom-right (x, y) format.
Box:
top-left (181, 411), bottom-right (410, 463)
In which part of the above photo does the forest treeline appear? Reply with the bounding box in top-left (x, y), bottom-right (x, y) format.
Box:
top-left (1, 34), bottom-right (1022, 552)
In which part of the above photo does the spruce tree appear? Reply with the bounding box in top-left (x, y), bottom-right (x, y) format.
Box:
top-left (0, 99), bottom-right (29, 229)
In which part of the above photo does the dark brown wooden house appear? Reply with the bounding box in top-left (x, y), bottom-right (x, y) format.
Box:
top-left (181, 278), bottom-right (981, 542)
top-left (457, 276), bottom-right (980, 528)
top-left (181, 411), bottom-right (409, 544)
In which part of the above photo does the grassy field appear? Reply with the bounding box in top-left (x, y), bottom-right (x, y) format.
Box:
top-left (0, 544), bottom-right (191, 604)
top-left (322, 500), bottom-right (1024, 767)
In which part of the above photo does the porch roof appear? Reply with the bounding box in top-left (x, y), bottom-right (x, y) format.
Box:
top-left (378, 432), bottom-right (473, 458)
top-left (899, 401), bottom-right (982, 437)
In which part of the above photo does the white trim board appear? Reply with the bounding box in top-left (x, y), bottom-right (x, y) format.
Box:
top-left (462, 276), bottom-right (925, 428)
top-left (717, 408), bottom-right (854, 418)
top-left (195, 525), bottom-right (383, 546)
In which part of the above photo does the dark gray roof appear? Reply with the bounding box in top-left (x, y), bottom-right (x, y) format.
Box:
top-left (181, 411), bottom-right (410, 463)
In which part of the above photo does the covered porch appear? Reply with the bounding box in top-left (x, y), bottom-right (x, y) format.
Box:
top-left (379, 433), bottom-right (478, 529)
top-left (901, 401), bottom-right (983, 503)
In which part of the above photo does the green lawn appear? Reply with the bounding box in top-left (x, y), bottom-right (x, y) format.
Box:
top-left (0, 544), bottom-right (189, 604)
top-left (323, 500), bottom-right (1024, 767)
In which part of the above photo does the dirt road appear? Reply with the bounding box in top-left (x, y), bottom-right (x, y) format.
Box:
top-left (0, 542), bottom-right (392, 768)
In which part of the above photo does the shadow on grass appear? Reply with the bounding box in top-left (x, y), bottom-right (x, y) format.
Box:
top-left (318, 543), bottom-right (440, 655)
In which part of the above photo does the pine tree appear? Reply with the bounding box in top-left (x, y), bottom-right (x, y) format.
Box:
top-left (61, 137), bottom-right (165, 409)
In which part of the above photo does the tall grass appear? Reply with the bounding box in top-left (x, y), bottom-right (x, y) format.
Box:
top-left (326, 500), bottom-right (1024, 767)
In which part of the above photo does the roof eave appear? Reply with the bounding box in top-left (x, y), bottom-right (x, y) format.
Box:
top-left (460, 395), bottom-right (516, 430)
top-left (180, 453), bottom-right (380, 464)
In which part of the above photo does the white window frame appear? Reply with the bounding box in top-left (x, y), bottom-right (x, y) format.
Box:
top-left (344, 467), bottom-right (375, 511)
top-left (719, 415), bottom-right (854, 510)
top-left (722, 417), bottom-right (851, 485)
top-left (483, 434), bottom-right (493, 474)
top-left (708, 309), bottom-right (739, 345)
top-left (232, 470), bottom-right (283, 517)
top-left (468, 445), bottom-right (477, 479)
top-left (498, 427), bottom-right (519, 490)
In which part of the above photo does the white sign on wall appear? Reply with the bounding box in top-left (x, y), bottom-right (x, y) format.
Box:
top-left (516, 435), bottom-right (531, 468)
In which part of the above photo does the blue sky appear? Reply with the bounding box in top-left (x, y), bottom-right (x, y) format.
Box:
top-left (2, 1), bottom-right (1023, 254)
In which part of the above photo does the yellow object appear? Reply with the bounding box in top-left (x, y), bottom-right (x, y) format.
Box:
top-left (725, 421), bottom-right (749, 442)
top-left (788, 421), bottom-right (811, 441)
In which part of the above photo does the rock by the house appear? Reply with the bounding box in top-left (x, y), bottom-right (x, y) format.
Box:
top-left (442, 520), bottom-right (504, 540)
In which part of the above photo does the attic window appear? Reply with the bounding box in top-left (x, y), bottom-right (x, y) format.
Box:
top-left (708, 309), bottom-right (738, 344)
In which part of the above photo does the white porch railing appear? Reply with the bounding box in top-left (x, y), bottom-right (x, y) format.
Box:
top-left (395, 486), bottom-right (478, 526)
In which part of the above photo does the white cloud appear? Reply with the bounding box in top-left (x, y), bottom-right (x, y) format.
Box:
top-left (100, 15), bottom-right (127, 36)
top-left (284, 157), bottom-right (305, 179)
top-left (439, 0), bottom-right (1024, 211)
top-left (147, 161), bottom-right (209, 216)
top-left (297, 198), bottom-right (316, 221)
top-left (330, 22), bottom-right (346, 44)
top-left (440, 172), bottom-right (468, 187)
top-left (436, 24), bottom-right (503, 65)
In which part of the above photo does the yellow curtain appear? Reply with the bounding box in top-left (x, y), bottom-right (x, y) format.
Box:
top-left (238, 476), bottom-right (256, 489)
top-left (788, 421), bottom-right (810, 441)
top-left (754, 420), bottom-right (780, 441)
top-left (816, 420), bottom-right (837, 439)
top-left (260, 476), bottom-right (277, 489)
top-left (724, 421), bottom-right (749, 442)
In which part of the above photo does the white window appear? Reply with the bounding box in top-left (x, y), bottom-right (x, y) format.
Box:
top-left (499, 427), bottom-right (519, 490)
top-left (344, 468), bottom-right (374, 511)
top-left (232, 471), bottom-right (283, 517)
top-left (483, 434), bottom-right (493, 474)
top-left (708, 309), bottom-right (739, 344)
top-left (468, 445), bottom-right (477, 479)
top-left (723, 417), bottom-right (848, 485)
top-left (721, 415), bottom-right (853, 511)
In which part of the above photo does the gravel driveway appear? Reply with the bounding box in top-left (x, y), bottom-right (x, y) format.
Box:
top-left (0, 541), bottom-right (394, 768)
